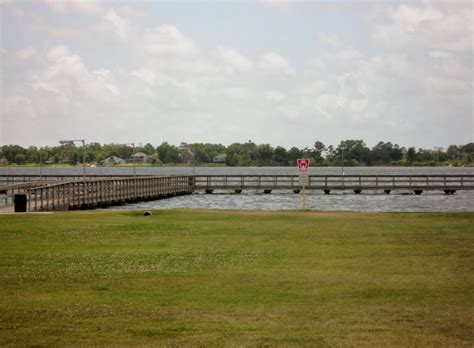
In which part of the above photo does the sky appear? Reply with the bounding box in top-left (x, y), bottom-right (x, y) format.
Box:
top-left (0, 0), bottom-right (472, 149)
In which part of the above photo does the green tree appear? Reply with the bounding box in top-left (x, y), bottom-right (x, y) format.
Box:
top-left (460, 143), bottom-right (474, 163)
top-left (336, 140), bottom-right (370, 165)
top-left (273, 146), bottom-right (288, 166)
top-left (371, 142), bottom-right (402, 164)
top-left (446, 145), bottom-right (460, 160)
top-left (157, 142), bottom-right (180, 163)
top-left (406, 147), bottom-right (416, 163)
top-left (142, 143), bottom-right (155, 155)
top-left (224, 153), bottom-right (238, 166)
top-left (1, 145), bottom-right (26, 164)
top-left (226, 141), bottom-right (258, 166)
top-left (313, 141), bottom-right (326, 164)
top-left (287, 147), bottom-right (302, 166)
top-left (257, 144), bottom-right (274, 165)
top-left (416, 148), bottom-right (434, 163)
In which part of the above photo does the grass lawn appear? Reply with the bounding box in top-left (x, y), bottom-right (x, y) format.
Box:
top-left (0, 210), bottom-right (473, 346)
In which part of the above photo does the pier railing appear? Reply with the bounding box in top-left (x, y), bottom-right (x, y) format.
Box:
top-left (26, 176), bottom-right (193, 212)
top-left (0, 182), bottom-right (47, 205)
top-left (0, 174), bottom-right (147, 185)
top-left (194, 174), bottom-right (474, 192)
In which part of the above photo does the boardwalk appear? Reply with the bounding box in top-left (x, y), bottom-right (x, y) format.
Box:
top-left (23, 176), bottom-right (193, 212)
top-left (1, 174), bottom-right (473, 212)
top-left (194, 174), bottom-right (474, 194)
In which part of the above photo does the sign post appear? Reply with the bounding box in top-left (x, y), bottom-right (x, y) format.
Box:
top-left (297, 159), bottom-right (310, 210)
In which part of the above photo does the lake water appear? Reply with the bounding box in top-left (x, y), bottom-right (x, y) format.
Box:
top-left (1, 166), bottom-right (473, 212)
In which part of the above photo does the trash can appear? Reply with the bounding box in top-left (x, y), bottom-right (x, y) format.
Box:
top-left (14, 194), bottom-right (27, 213)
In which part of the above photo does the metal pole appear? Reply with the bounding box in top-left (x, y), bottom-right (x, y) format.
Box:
top-left (302, 184), bottom-right (307, 210)
top-left (132, 143), bottom-right (136, 195)
top-left (39, 150), bottom-right (43, 181)
top-left (341, 147), bottom-right (344, 176)
top-left (341, 147), bottom-right (344, 189)
top-left (132, 143), bottom-right (136, 177)
top-left (192, 151), bottom-right (195, 188)
top-left (82, 140), bottom-right (86, 183)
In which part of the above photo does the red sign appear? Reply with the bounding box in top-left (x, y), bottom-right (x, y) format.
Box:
top-left (297, 159), bottom-right (310, 173)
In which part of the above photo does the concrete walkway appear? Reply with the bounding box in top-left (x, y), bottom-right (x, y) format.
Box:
top-left (0, 205), bottom-right (14, 214)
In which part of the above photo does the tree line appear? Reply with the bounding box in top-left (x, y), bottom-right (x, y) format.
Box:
top-left (0, 140), bottom-right (473, 166)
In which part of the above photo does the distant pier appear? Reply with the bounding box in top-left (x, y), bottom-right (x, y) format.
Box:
top-left (194, 174), bottom-right (474, 195)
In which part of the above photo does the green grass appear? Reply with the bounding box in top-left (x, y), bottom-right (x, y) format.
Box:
top-left (1, 210), bottom-right (473, 346)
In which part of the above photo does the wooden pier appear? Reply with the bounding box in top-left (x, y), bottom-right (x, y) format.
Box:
top-left (194, 174), bottom-right (474, 195)
top-left (0, 174), bottom-right (473, 212)
top-left (24, 176), bottom-right (193, 212)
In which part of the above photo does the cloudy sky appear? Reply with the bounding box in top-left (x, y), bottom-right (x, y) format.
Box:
top-left (1, 0), bottom-right (472, 149)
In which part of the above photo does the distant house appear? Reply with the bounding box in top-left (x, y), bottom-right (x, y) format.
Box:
top-left (130, 152), bottom-right (148, 163)
top-left (213, 154), bottom-right (227, 164)
top-left (102, 156), bottom-right (124, 166)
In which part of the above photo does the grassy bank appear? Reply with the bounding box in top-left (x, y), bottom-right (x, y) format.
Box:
top-left (1, 210), bottom-right (473, 346)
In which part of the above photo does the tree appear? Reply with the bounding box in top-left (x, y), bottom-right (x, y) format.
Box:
top-left (224, 153), bottom-right (238, 166)
top-left (390, 144), bottom-right (404, 162)
top-left (446, 145), bottom-right (460, 160)
top-left (157, 142), bottom-right (180, 163)
top-left (143, 143), bottom-right (155, 155)
top-left (194, 147), bottom-right (211, 164)
top-left (371, 141), bottom-right (402, 164)
top-left (416, 148), bottom-right (434, 162)
top-left (273, 146), bottom-right (288, 166)
top-left (460, 143), bottom-right (474, 163)
top-left (26, 146), bottom-right (39, 163)
top-left (313, 141), bottom-right (326, 163)
top-left (1, 145), bottom-right (26, 164)
top-left (406, 147), bottom-right (416, 163)
top-left (287, 147), bottom-right (302, 166)
top-left (257, 144), bottom-right (274, 165)
top-left (336, 140), bottom-right (370, 165)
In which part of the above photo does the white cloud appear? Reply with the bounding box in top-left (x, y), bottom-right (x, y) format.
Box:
top-left (317, 32), bottom-right (342, 49)
top-left (429, 50), bottom-right (453, 59)
top-left (259, 52), bottom-right (295, 76)
top-left (16, 47), bottom-right (37, 60)
top-left (303, 80), bottom-right (328, 95)
top-left (116, 4), bottom-right (148, 17)
top-left (42, 0), bottom-right (104, 15)
top-left (29, 45), bottom-right (120, 105)
top-left (103, 9), bottom-right (131, 41)
top-left (0, 0), bottom-right (14, 6)
top-left (214, 47), bottom-right (253, 72)
top-left (338, 48), bottom-right (363, 61)
top-left (260, 0), bottom-right (295, 9)
top-left (46, 45), bottom-right (84, 74)
top-left (144, 24), bottom-right (199, 58)
top-left (375, 2), bottom-right (473, 53)
top-left (6, 5), bottom-right (86, 39)
top-left (265, 90), bottom-right (286, 103)
top-left (317, 32), bottom-right (364, 62)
